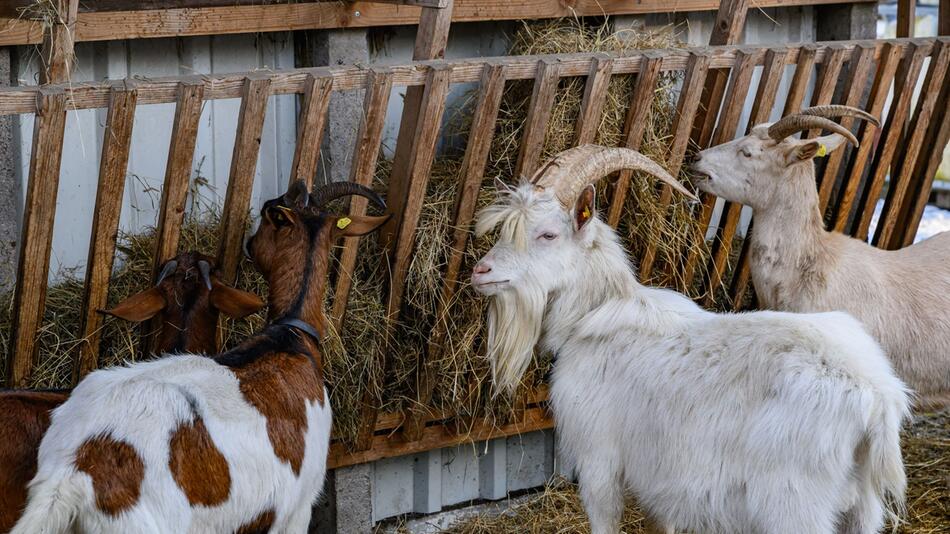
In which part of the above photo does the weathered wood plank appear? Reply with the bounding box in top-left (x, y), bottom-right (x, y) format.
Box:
top-left (358, 65), bottom-right (453, 450)
top-left (289, 74), bottom-right (332, 188)
top-left (404, 62), bottom-right (507, 442)
top-left (573, 55), bottom-right (613, 145)
top-left (74, 83), bottom-right (138, 381)
top-left (216, 74), bottom-right (272, 283)
top-left (330, 69), bottom-right (394, 333)
top-left (515, 58), bottom-right (562, 178)
top-left (39, 0), bottom-right (78, 84)
top-left (606, 53), bottom-right (663, 229)
top-left (876, 41), bottom-right (950, 249)
top-left (697, 48), bottom-right (772, 306)
top-left (833, 42), bottom-right (903, 234)
top-left (857, 42), bottom-right (928, 242)
top-left (0, 39), bottom-right (928, 116)
top-left (817, 43), bottom-right (876, 215)
top-left (0, 0), bottom-right (877, 47)
top-left (7, 89), bottom-right (68, 387)
top-left (897, 0), bottom-right (916, 38)
top-left (638, 51), bottom-right (710, 281)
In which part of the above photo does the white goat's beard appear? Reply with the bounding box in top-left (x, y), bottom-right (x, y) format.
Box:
top-left (485, 282), bottom-right (546, 395)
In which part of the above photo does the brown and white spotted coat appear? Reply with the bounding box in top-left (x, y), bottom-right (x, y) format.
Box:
top-left (11, 181), bottom-right (388, 534)
top-left (0, 253), bottom-right (262, 534)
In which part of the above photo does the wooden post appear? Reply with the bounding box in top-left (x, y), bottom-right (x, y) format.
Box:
top-left (356, 0), bottom-right (454, 450)
top-left (941, 0), bottom-right (950, 36)
top-left (514, 58), bottom-right (561, 178)
top-left (289, 75), bottom-right (333, 189)
top-left (74, 82), bottom-right (137, 381)
top-left (217, 73), bottom-right (272, 284)
top-left (897, 0), bottom-right (916, 38)
top-left (7, 88), bottom-right (68, 387)
top-left (573, 54), bottom-right (613, 146)
top-left (403, 62), bottom-right (507, 442)
top-left (39, 0), bottom-right (78, 84)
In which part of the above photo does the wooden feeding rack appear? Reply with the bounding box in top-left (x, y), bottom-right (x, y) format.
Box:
top-left (0, 36), bottom-right (948, 468)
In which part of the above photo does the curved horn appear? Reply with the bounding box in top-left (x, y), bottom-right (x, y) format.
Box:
top-left (530, 145), bottom-right (698, 209)
top-left (799, 105), bottom-right (880, 127)
top-left (767, 115), bottom-right (859, 146)
top-left (309, 182), bottom-right (386, 211)
top-left (156, 260), bottom-right (178, 286)
top-left (197, 260), bottom-right (213, 291)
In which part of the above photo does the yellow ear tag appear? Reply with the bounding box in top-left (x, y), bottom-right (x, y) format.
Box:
top-left (582, 206), bottom-right (591, 220)
top-left (817, 144), bottom-right (828, 157)
top-left (337, 217), bottom-right (352, 229)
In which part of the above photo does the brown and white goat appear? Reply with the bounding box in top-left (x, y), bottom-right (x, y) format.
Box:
top-left (693, 105), bottom-right (950, 410)
top-left (0, 252), bottom-right (262, 533)
top-left (11, 181), bottom-right (388, 534)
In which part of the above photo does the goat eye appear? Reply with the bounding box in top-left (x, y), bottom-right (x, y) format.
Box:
top-left (539, 232), bottom-right (557, 241)
top-left (740, 148), bottom-right (752, 158)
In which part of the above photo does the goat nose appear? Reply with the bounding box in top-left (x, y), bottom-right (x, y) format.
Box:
top-left (473, 262), bottom-right (492, 275)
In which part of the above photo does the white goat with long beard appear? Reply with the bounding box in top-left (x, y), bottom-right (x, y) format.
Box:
top-left (692, 105), bottom-right (950, 410)
top-left (471, 145), bottom-right (910, 534)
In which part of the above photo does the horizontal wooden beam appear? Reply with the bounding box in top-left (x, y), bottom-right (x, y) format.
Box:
top-left (0, 0), bottom-right (877, 47)
top-left (0, 0), bottom-right (449, 15)
top-left (0, 37), bottom-right (934, 117)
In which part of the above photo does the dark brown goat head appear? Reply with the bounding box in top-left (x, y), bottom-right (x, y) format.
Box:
top-left (99, 251), bottom-right (264, 354)
top-left (245, 180), bottom-right (389, 321)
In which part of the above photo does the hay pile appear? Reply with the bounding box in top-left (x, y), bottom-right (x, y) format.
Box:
top-left (435, 411), bottom-right (949, 534)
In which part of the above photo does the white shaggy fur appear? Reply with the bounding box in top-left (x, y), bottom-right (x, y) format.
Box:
top-left (11, 353), bottom-right (330, 534)
top-left (472, 183), bottom-right (910, 534)
top-left (693, 125), bottom-right (950, 409)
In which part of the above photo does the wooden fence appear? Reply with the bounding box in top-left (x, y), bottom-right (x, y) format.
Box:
top-left (0, 36), bottom-right (947, 468)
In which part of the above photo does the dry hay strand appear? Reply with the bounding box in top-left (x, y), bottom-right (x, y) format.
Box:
top-left (438, 411), bottom-right (950, 534)
top-left (0, 206), bottom-right (268, 390)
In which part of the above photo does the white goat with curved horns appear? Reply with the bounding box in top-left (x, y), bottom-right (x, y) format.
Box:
top-left (693, 104), bottom-right (950, 410)
top-left (471, 144), bottom-right (910, 534)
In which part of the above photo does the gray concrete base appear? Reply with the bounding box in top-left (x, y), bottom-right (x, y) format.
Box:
top-left (0, 47), bottom-right (20, 291)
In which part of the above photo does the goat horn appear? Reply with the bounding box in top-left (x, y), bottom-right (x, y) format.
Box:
top-left (530, 145), bottom-right (698, 209)
top-left (767, 115), bottom-right (859, 146)
top-left (197, 260), bottom-right (213, 291)
top-left (156, 260), bottom-right (178, 286)
top-left (309, 182), bottom-right (387, 211)
top-left (799, 105), bottom-right (880, 127)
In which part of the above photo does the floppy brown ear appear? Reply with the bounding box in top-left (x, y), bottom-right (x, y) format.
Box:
top-left (334, 214), bottom-right (391, 237)
top-left (99, 287), bottom-right (167, 322)
top-left (210, 283), bottom-right (265, 319)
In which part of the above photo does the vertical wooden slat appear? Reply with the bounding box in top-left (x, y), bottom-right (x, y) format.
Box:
top-left (691, 0), bottom-right (752, 146)
top-left (731, 45), bottom-right (816, 310)
top-left (150, 81), bottom-right (205, 277)
top-left (683, 49), bottom-right (756, 298)
top-left (216, 73), bottom-right (272, 283)
top-left (573, 55), bottom-right (613, 146)
top-left (74, 82), bottom-right (138, 382)
top-left (638, 52), bottom-right (710, 281)
top-left (39, 0), bottom-right (78, 84)
top-left (902, 58), bottom-right (950, 245)
top-left (805, 45), bottom-right (848, 208)
top-left (606, 52), bottom-right (663, 229)
top-left (514, 58), bottom-right (561, 178)
top-left (897, 0), bottom-right (916, 38)
top-left (403, 63), bottom-right (507, 442)
top-left (289, 75), bottom-right (333, 189)
top-left (357, 65), bottom-right (452, 450)
top-left (832, 43), bottom-right (903, 233)
top-left (817, 43), bottom-right (876, 212)
top-left (856, 43), bottom-right (928, 242)
top-left (330, 69), bottom-right (394, 332)
top-left (941, 0), bottom-right (950, 35)
top-left (698, 48), bottom-right (781, 306)
top-left (7, 88), bottom-right (68, 387)
top-left (876, 41), bottom-right (950, 249)
top-left (783, 45), bottom-right (818, 116)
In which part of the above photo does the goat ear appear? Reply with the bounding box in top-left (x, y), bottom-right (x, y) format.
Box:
top-left (786, 133), bottom-right (848, 166)
top-left (334, 213), bottom-right (391, 237)
top-left (264, 205), bottom-right (297, 227)
top-left (210, 283), bottom-right (265, 319)
top-left (573, 185), bottom-right (596, 231)
top-left (98, 287), bottom-right (166, 322)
